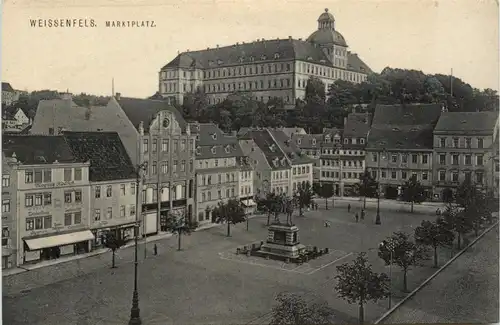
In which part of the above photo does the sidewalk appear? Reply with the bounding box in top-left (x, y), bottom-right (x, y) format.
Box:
top-left (2, 232), bottom-right (173, 278)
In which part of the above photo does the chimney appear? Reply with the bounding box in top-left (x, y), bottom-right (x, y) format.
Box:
top-left (216, 44), bottom-right (219, 48)
top-left (115, 92), bottom-right (121, 100)
top-left (288, 36), bottom-right (292, 41)
top-left (298, 38), bottom-right (302, 41)
top-left (60, 92), bottom-right (72, 100)
top-left (343, 117), bottom-right (347, 126)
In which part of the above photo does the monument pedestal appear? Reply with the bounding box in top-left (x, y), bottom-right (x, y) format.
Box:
top-left (260, 223), bottom-right (305, 259)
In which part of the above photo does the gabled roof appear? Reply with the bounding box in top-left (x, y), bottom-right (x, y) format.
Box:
top-left (116, 97), bottom-right (186, 133)
top-left (367, 125), bottom-right (435, 150)
top-left (434, 112), bottom-right (498, 133)
top-left (372, 103), bottom-right (442, 126)
top-left (63, 131), bottom-right (136, 182)
top-left (368, 103), bottom-right (441, 151)
top-left (343, 113), bottom-right (372, 137)
top-left (2, 135), bottom-right (78, 165)
top-left (194, 123), bottom-right (243, 159)
top-left (2, 82), bottom-right (14, 92)
top-left (242, 129), bottom-right (289, 169)
top-left (268, 129), bottom-right (314, 165)
top-left (162, 39), bottom-right (370, 75)
top-left (31, 99), bottom-right (102, 134)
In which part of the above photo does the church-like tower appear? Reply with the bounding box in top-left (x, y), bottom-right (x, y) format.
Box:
top-left (307, 8), bottom-right (348, 69)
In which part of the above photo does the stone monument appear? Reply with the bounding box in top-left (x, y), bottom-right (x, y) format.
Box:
top-left (259, 222), bottom-right (306, 260)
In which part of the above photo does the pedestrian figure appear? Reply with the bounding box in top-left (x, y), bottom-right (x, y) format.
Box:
top-left (324, 220), bottom-right (331, 227)
top-left (347, 204), bottom-right (351, 213)
top-left (153, 243), bottom-right (158, 256)
top-left (361, 209), bottom-right (365, 220)
top-left (355, 213), bottom-right (359, 223)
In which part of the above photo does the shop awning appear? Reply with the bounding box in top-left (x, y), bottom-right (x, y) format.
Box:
top-left (242, 199), bottom-right (256, 207)
top-left (24, 230), bottom-right (95, 250)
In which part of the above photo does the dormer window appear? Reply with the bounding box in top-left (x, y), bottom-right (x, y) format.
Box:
top-left (269, 144), bottom-right (276, 152)
top-left (273, 159), bottom-right (279, 167)
top-left (238, 57), bottom-right (244, 63)
top-left (196, 135), bottom-right (200, 141)
top-left (344, 138), bottom-right (349, 144)
top-left (320, 59), bottom-right (326, 64)
top-left (312, 139), bottom-right (317, 145)
top-left (211, 146), bottom-right (216, 154)
top-left (217, 59), bottom-right (223, 65)
top-left (360, 138), bottom-right (365, 144)
top-left (297, 139), bottom-right (301, 145)
top-left (307, 56), bottom-right (313, 61)
top-left (274, 53), bottom-right (280, 59)
top-left (225, 145), bottom-right (230, 153)
top-left (261, 55), bottom-right (267, 60)
top-left (212, 133), bottom-right (217, 140)
top-left (360, 67), bottom-right (365, 72)
top-left (208, 60), bottom-right (214, 66)
top-left (195, 147), bottom-right (201, 155)
top-left (281, 159), bottom-right (285, 166)
top-left (250, 56), bottom-right (255, 62)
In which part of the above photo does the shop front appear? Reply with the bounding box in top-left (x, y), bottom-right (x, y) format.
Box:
top-left (22, 229), bottom-right (94, 264)
top-left (91, 222), bottom-right (136, 249)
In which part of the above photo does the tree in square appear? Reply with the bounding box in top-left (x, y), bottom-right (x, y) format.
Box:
top-left (335, 252), bottom-right (390, 324)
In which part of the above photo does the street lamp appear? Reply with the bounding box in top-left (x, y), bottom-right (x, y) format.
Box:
top-left (129, 161), bottom-right (148, 325)
top-left (375, 149), bottom-right (387, 225)
top-left (379, 240), bottom-right (394, 309)
top-left (246, 196), bottom-right (250, 231)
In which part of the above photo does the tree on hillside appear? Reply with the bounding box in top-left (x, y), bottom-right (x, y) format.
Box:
top-left (378, 231), bottom-right (429, 292)
top-left (270, 292), bottom-right (335, 325)
top-left (414, 219), bottom-right (454, 268)
top-left (356, 170), bottom-right (378, 209)
top-left (401, 174), bottom-right (426, 213)
top-left (103, 231), bottom-right (128, 268)
top-left (335, 252), bottom-right (390, 325)
top-left (305, 77), bottom-right (326, 104)
top-left (165, 209), bottom-right (198, 251)
top-left (295, 182), bottom-right (314, 217)
top-left (182, 87), bottom-right (208, 120)
top-left (212, 199), bottom-right (246, 237)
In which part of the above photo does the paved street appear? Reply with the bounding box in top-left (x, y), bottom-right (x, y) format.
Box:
top-left (3, 206), bottom-right (460, 325)
top-left (382, 226), bottom-right (499, 324)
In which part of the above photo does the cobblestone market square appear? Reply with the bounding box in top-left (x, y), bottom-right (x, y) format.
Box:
top-left (4, 207), bottom-right (439, 325)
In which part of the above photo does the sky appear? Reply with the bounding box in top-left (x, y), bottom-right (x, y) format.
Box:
top-left (1, 0), bottom-right (499, 97)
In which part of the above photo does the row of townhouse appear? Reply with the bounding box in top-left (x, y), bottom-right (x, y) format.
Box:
top-left (2, 94), bottom-right (259, 269)
top-left (287, 113), bottom-right (371, 196)
top-left (1, 132), bottom-right (137, 268)
top-left (238, 127), bottom-right (314, 198)
top-left (285, 104), bottom-right (499, 200)
top-left (189, 122), bottom-right (256, 224)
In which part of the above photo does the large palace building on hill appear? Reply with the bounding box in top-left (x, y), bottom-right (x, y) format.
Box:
top-left (159, 9), bottom-right (371, 108)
